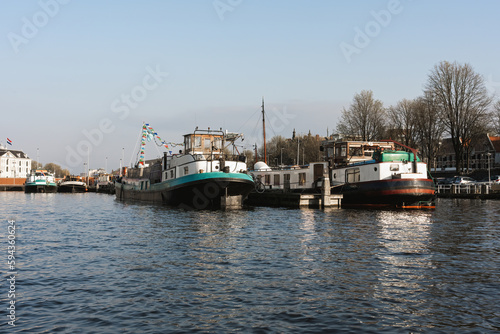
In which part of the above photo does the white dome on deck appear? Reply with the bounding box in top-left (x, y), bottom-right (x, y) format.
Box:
top-left (253, 161), bottom-right (271, 171)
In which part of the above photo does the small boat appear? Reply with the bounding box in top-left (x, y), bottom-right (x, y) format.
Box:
top-left (115, 124), bottom-right (255, 210)
top-left (24, 169), bottom-right (58, 193)
top-left (323, 140), bottom-right (436, 209)
top-left (58, 176), bottom-right (88, 193)
top-left (96, 174), bottom-right (115, 194)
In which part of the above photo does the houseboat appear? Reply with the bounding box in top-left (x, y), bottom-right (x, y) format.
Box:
top-left (58, 175), bottom-right (88, 193)
top-left (24, 169), bottom-right (58, 193)
top-left (323, 140), bottom-right (436, 208)
top-left (250, 161), bottom-right (329, 193)
top-left (115, 124), bottom-right (255, 210)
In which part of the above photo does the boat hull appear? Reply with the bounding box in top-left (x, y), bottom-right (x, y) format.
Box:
top-left (58, 183), bottom-right (88, 193)
top-left (25, 183), bottom-right (58, 193)
top-left (115, 172), bottom-right (255, 210)
top-left (332, 178), bottom-right (436, 209)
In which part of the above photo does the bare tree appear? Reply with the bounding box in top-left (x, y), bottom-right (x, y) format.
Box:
top-left (494, 100), bottom-right (500, 135)
top-left (425, 61), bottom-right (492, 173)
top-left (43, 163), bottom-right (70, 178)
top-left (336, 90), bottom-right (386, 141)
top-left (386, 99), bottom-right (418, 148)
top-left (264, 132), bottom-right (322, 166)
top-left (413, 92), bottom-right (445, 169)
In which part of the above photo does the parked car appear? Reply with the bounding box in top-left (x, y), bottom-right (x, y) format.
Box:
top-left (490, 175), bottom-right (500, 184)
top-left (450, 176), bottom-right (476, 184)
top-left (437, 177), bottom-right (454, 185)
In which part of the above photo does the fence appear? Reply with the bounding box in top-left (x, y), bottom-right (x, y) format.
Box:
top-left (436, 183), bottom-right (500, 198)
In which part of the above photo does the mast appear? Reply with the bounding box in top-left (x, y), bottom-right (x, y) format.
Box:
top-left (262, 97), bottom-right (267, 164)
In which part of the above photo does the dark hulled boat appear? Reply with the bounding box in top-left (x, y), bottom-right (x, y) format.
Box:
top-left (324, 140), bottom-right (435, 209)
top-left (115, 125), bottom-right (254, 210)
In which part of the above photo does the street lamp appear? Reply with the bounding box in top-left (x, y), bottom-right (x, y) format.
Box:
top-left (83, 162), bottom-right (88, 186)
top-left (487, 152), bottom-right (492, 185)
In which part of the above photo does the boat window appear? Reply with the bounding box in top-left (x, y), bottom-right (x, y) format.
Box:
top-left (184, 136), bottom-right (191, 152)
top-left (204, 138), bottom-right (211, 151)
top-left (265, 175), bottom-right (271, 185)
top-left (194, 136), bottom-right (202, 148)
top-left (349, 147), bottom-right (362, 157)
top-left (390, 164), bottom-right (399, 171)
top-left (214, 138), bottom-right (222, 151)
top-left (274, 174), bottom-right (280, 186)
top-left (299, 173), bottom-right (306, 185)
top-left (170, 170), bottom-right (174, 178)
top-left (346, 168), bottom-right (360, 183)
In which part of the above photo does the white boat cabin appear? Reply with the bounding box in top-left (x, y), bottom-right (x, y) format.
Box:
top-left (250, 161), bottom-right (329, 191)
top-left (322, 140), bottom-right (430, 185)
top-left (161, 129), bottom-right (248, 182)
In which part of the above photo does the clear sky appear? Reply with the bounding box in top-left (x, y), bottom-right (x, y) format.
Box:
top-left (1, 0), bottom-right (499, 174)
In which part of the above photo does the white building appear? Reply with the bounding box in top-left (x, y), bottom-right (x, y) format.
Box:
top-left (0, 146), bottom-right (32, 178)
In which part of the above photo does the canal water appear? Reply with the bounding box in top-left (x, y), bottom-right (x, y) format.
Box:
top-left (0, 192), bottom-right (499, 333)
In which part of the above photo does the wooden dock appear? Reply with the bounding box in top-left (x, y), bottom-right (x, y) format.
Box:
top-left (246, 192), bottom-right (342, 208)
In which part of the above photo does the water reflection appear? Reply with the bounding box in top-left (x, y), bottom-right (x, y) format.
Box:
top-left (374, 211), bottom-right (434, 329)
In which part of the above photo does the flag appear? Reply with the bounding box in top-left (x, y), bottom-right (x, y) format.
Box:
top-left (7, 138), bottom-right (12, 145)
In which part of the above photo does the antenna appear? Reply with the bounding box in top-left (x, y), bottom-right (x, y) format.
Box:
top-left (262, 97), bottom-right (267, 164)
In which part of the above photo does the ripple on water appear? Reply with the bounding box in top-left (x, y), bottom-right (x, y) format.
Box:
top-left (0, 194), bottom-right (499, 332)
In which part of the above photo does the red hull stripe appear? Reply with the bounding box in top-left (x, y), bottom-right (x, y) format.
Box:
top-left (373, 188), bottom-right (435, 196)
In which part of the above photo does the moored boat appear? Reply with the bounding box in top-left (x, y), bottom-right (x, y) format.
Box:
top-left (115, 124), bottom-right (255, 210)
top-left (323, 140), bottom-right (435, 209)
top-left (96, 174), bottom-right (115, 194)
top-left (58, 176), bottom-right (88, 193)
top-left (24, 169), bottom-right (58, 193)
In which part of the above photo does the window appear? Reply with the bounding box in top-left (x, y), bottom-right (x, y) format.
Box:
top-left (194, 136), bottom-right (202, 148)
top-left (284, 174), bottom-right (291, 190)
top-left (184, 136), bottom-right (191, 151)
top-left (273, 174), bottom-right (280, 186)
top-left (26, 161), bottom-right (28, 166)
top-left (214, 138), bottom-right (222, 150)
top-left (204, 138), bottom-right (211, 150)
top-left (299, 173), bottom-right (306, 185)
top-left (264, 174), bottom-right (271, 185)
top-left (19, 161), bottom-right (21, 166)
top-left (346, 168), bottom-right (360, 183)
top-left (184, 166), bottom-right (189, 175)
top-left (170, 170), bottom-right (174, 178)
